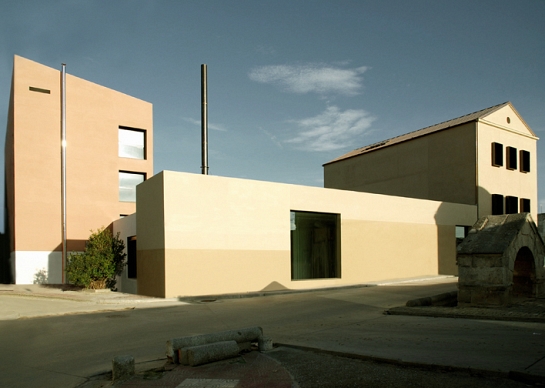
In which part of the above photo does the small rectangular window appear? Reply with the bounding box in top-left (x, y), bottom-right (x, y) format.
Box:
top-left (291, 211), bottom-right (340, 280)
top-left (119, 126), bottom-right (146, 160)
top-left (119, 171), bottom-right (145, 202)
top-left (520, 198), bottom-right (531, 213)
top-left (455, 226), bottom-right (470, 246)
top-left (127, 236), bottom-right (137, 279)
top-left (492, 142), bottom-right (503, 167)
top-left (506, 146), bottom-right (517, 170)
top-left (492, 194), bottom-right (504, 215)
top-left (520, 150), bottom-right (530, 173)
top-left (505, 196), bottom-right (518, 214)
top-left (29, 86), bottom-right (51, 94)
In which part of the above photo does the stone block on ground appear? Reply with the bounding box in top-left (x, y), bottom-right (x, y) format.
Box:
top-left (167, 326), bottom-right (262, 364)
top-left (186, 340), bottom-right (240, 366)
top-left (258, 335), bottom-right (273, 351)
top-left (112, 355), bottom-right (135, 381)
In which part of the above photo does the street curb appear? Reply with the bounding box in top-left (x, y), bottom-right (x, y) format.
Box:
top-left (385, 306), bottom-right (545, 323)
top-left (0, 291), bottom-right (175, 304)
top-left (177, 276), bottom-right (458, 302)
top-left (177, 284), bottom-right (377, 302)
top-left (275, 343), bottom-right (545, 384)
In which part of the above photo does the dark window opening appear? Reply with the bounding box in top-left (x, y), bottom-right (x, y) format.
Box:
top-left (455, 226), bottom-right (470, 246)
top-left (291, 211), bottom-right (340, 280)
top-left (127, 236), bottom-right (137, 279)
top-left (506, 146), bottom-right (517, 170)
top-left (492, 142), bottom-right (503, 167)
top-left (520, 198), bottom-right (531, 213)
top-left (520, 150), bottom-right (530, 173)
top-left (505, 196), bottom-right (518, 214)
top-left (492, 194), bottom-right (504, 215)
top-left (29, 86), bottom-right (50, 94)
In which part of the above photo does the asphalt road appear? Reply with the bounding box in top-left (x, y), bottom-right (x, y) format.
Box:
top-left (0, 278), bottom-right (543, 387)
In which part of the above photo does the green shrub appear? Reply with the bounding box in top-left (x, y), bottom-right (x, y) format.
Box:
top-left (66, 227), bottom-right (126, 289)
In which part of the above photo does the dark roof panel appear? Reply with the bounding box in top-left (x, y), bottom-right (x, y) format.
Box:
top-left (324, 102), bottom-right (510, 165)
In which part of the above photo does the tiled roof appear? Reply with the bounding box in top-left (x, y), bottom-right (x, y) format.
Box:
top-left (324, 102), bottom-right (511, 165)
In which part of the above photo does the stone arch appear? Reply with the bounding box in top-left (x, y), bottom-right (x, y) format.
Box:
top-left (457, 213), bottom-right (545, 306)
top-left (511, 246), bottom-right (536, 297)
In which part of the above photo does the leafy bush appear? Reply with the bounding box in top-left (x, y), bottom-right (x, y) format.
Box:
top-left (66, 227), bottom-right (126, 289)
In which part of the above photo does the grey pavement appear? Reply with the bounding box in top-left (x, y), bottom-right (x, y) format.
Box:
top-left (0, 276), bottom-right (544, 387)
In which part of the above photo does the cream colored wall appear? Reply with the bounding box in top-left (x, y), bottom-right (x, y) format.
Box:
top-left (9, 55), bottom-right (153, 284)
top-left (136, 173), bottom-right (165, 297)
top-left (324, 123), bottom-right (477, 205)
top-left (477, 105), bottom-right (538, 220)
top-left (137, 171), bottom-right (477, 298)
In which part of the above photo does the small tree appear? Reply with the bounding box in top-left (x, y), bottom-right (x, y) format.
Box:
top-left (66, 227), bottom-right (126, 289)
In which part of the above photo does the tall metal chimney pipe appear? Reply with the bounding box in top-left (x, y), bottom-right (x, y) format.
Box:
top-left (61, 63), bottom-right (67, 283)
top-left (201, 64), bottom-right (209, 175)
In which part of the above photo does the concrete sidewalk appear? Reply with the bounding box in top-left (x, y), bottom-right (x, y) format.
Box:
top-left (0, 284), bottom-right (180, 320)
top-left (1, 277), bottom-right (544, 387)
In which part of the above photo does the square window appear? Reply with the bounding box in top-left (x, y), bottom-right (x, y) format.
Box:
top-left (290, 211), bottom-right (340, 280)
top-left (505, 196), bottom-right (518, 214)
top-left (119, 171), bottom-right (145, 202)
top-left (492, 194), bottom-right (504, 215)
top-left (506, 146), bottom-right (517, 170)
top-left (520, 198), bottom-right (531, 213)
top-left (492, 142), bottom-right (503, 167)
top-left (119, 126), bottom-right (146, 159)
top-left (520, 150), bottom-right (530, 173)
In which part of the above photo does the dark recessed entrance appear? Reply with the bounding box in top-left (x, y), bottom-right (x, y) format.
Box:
top-left (512, 246), bottom-right (535, 297)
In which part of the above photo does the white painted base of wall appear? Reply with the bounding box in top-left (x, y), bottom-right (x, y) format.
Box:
top-left (14, 251), bottom-right (63, 284)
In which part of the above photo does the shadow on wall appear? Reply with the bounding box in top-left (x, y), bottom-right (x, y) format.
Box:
top-left (33, 268), bottom-right (48, 284)
top-left (434, 187), bottom-right (485, 275)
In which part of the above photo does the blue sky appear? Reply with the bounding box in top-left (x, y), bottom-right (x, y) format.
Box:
top-left (1, 0), bottom-right (544, 228)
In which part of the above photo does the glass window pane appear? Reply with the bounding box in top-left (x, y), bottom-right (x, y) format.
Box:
top-left (119, 128), bottom-right (145, 159)
top-left (492, 142), bottom-right (503, 167)
top-left (291, 211), bottom-right (339, 280)
top-left (119, 172), bottom-right (144, 202)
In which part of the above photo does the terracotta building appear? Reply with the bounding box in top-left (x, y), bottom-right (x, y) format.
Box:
top-left (5, 56), bottom-right (153, 284)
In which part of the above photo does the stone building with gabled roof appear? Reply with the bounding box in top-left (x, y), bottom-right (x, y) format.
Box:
top-left (457, 212), bottom-right (545, 306)
top-left (323, 102), bottom-right (538, 222)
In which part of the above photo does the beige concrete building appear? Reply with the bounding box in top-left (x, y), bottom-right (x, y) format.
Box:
top-left (324, 102), bottom-right (538, 221)
top-left (113, 171), bottom-right (476, 298)
top-left (5, 57), bottom-right (539, 298)
top-left (5, 56), bottom-right (153, 284)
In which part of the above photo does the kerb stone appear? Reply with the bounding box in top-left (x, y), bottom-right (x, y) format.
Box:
top-left (258, 335), bottom-right (273, 351)
top-left (112, 355), bottom-right (135, 381)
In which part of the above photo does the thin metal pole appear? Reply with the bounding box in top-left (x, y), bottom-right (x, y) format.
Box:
top-left (201, 64), bottom-right (208, 175)
top-left (61, 64), bottom-right (67, 283)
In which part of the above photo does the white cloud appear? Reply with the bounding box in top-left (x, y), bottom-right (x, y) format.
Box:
top-left (285, 106), bottom-right (376, 152)
top-left (184, 117), bottom-right (227, 131)
top-left (249, 64), bottom-right (368, 96)
top-left (259, 127), bottom-right (283, 148)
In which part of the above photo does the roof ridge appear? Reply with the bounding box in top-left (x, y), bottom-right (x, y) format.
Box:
top-left (325, 102), bottom-right (512, 165)
top-left (356, 102), bottom-right (510, 153)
